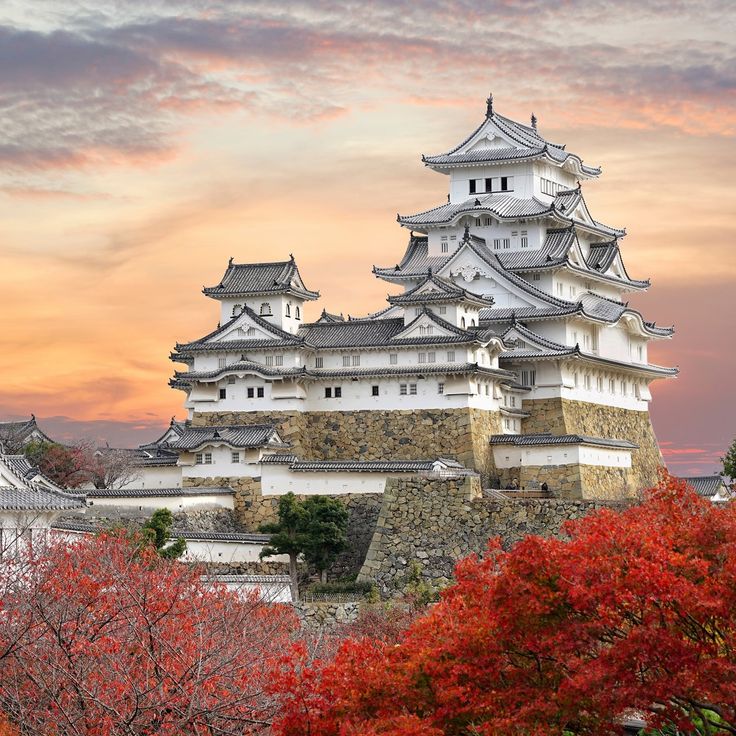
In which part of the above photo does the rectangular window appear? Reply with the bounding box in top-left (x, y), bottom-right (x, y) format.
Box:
top-left (315, 357), bottom-right (324, 368)
top-left (441, 242), bottom-right (449, 253)
top-left (247, 387), bottom-right (254, 398)
top-left (352, 355), bottom-right (360, 366)
top-left (218, 357), bottom-right (226, 369)
top-left (399, 383), bottom-right (407, 396)
top-left (476, 382), bottom-right (481, 394)
top-left (438, 382), bottom-right (445, 394)
top-left (483, 217), bottom-right (492, 226)
top-left (439, 306), bottom-right (447, 314)
top-left (335, 387), bottom-right (342, 398)
top-left (521, 230), bottom-right (528, 248)
top-left (584, 374), bottom-right (592, 390)
top-left (637, 345), bottom-right (643, 361)
top-left (231, 451), bottom-right (240, 464)
top-left (265, 355), bottom-right (274, 366)
top-left (275, 355), bottom-right (283, 366)
top-left (389, 353), bottom-right (398, 365)
top-left (502, 238), bottom-right (510, 249)
top-left (447, 351), bottom-right (456, 362)
top-left (409, 383), bottom-right (417, 395)
top-left (556, 283), bottom-right (564, 296)
top-left (469, 179), bottom-right (477, 194)
top-left (532, 273), bottom-right (541, 281)
top-left (218, 388), bottom-right (227, 400)
top-left (342, 355), bottom-right (351, 367)
top-left (520, 369), bottom-right (536, 386)
top-left (195, 453), bottom-right (203, 465)
top-left (500, 176), bottom-right (511, 191)
top-left (427, 352), bottom-right (436, 363)
top-left (485, 177), bottom-right (493, 193)
top-left (418, 352), bottom-right (427, 364)
top-left (569, 285), bottom-right (577, 298)
top-left (372, 385), bottom-right (379, 397)
top-left (325, 387), bottom-right (332, 398)
top-left (257, 387), bottom-right (264, 398)
top-left (246, 327), bottom-right (256, 336)
top-left (574, 372), bottom-right (579, 388)
top-left (609, 378), bottom-right (616, 393)
top-left (227, 375), bottom-right (236, 384)
top-left (485, 384), bottom-right (490, 396)
top-left (493, 238), bottom-right (501, 250)
top-left (204, 453), bottom-right (212, 465)
top-left (596, 376), bottom-right (604, 392)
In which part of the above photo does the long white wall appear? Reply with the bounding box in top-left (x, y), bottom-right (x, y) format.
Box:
top-left (492, 444), bottom-right (632, 469)
top-left (86, 491), bottom-right (234, 513)
top-left (262, 464), bottom-right (399, 496)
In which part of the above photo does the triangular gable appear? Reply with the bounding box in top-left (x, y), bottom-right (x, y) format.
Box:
top-left (438, 240), bottom-right (557, 310)
top-left (206, 308), bottom-right (290, 345)
top-left (454, 117), bottom-right (524, 155)
top-left (391, 311), bottom-right (469, 341)
top-left (567, 235), bottom-right (587, 268)
top-left (605, 250), bottom-right (628, 280)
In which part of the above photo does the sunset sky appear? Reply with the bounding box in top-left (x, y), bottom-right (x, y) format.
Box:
top-left (0, 1), bottom-right (733, 475)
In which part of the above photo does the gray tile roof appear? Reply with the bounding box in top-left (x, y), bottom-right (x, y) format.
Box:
top-left (679, 475), bottom-right (728, 498)
top-left (287, 459), bottom-right (466, 473)
top-left (309, 362), bottom-right (515, 381)
top-left (496, 227), bottom-right (574, 270)
top-left (387, 272), bottom-right (494, 307)
top-left (134, 450), bottom-right (179, 467)
top-left (489, 433), bottom-right (638, 450)
top-left (203, 257), bottom-right (319, 300)
top-left (202, 574), bottom-right (291, 583)
top-left (0, 485), bottom-right (86, 511)
top-left (87, 486), bottom-right (234, 498)
top-left (423, 107), bottom-right (600, 177)
top-left (0, 415), bottom-right (54, 447)
top-left (169, 424), bottom-right (285, 452)
top-left (173, 361), bottom-right (306, 385)
top-left (175, 530), bottom-right (271, 542)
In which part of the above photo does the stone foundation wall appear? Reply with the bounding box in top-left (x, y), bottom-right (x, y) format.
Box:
top-left (190, 407), bottom-right (501, 480)
top-left (359, 476), bottom-right (616, 595)
top-left (294, 601), bottom-right (361, 629)
top-left (522, 398), bottom-right (663, 490)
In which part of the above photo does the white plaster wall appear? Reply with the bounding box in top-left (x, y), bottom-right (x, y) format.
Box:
top-left (126, 465), bottom-right (182, 490)
top-left (86, 493), bottom-right (235, 512)
top-left (492, 444), bottom-right (632, 469)
top-left (448, 162), bottom-right (534, 204)
top-left (203, 577), bottom-right (292, 603)
top-left (180, 446), bottom-right (262, 479)
top-left (183, 538), bottom-right (287, 564)
top-left (262, 464), bottom-right (392, 496)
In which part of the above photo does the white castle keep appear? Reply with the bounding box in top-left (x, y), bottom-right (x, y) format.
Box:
top-left (131, 94), bottom-right (676, 504)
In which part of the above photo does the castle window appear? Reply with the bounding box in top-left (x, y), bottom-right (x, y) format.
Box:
top-left (532, 274), bottom-right (541, 281)
top-left (335, 386), bottom-right (342, 398)
top-left (315, 357), bottom-right (324, 368)
top-left (447, 350), bottom-right (456, 362)
top-left (218, 357), bottom-right (226, 369)
top-left (232, 304), bottom-right (242, 317)
top-left (609, 378), bottom-right (616, 393)
top-left (521, 231), bottom-right (528, 248)
top-left (485, 384), bottom-right (490, 396)
top-left (438, 382), bottom-right (444, 394)
top-left (574, 372), bottom-right (579, 388)
top-left (295, 306), bottom-right (301, 319)
top-left (418, 352), bottom-right (427, 364)
top-left (260, 303), bottom-right (272, 316)
top-left (510, 395), bottom-right (515, 406)
top-left (461, 317), bottom-right (466, 328)
top-left (637, 345), bottom-right (644, 361)
top-left (219, 388), bottom-right (227, 400)
top-left (596, 376), bottom-right (603, 392)
top-left (569, 285), bottom-right (577, 298)
top-left (204, 453), bottom-right (212, 465)
top-left (247, 388), bottom-right (254, 398)
top-left (409, 383), bottom-right (417, 395)
top-left (227, 376), bottom-right (235, 385)
top-left (520, 370), bottom-right (536, 386)
top-left (257, 387), bottom-right (264, 398)
top-left (399, 384), bottom-right (407, 395)
top-left (471, 319), bottom-right (476, 327)
top-left (584, 374), bottom-right (592, 390)
top-left (427, 352), bottom-right (436, 363)
top-left (621, 380), bottom-right (627, 396)
top-left (343, 355), bottom-right (350, 367)
top-left (503, 238), bottom-right (510, 249)
top-left (247, 327), bottom-right (256, 336)
top-left (500, 176), bottom-right (512, 191)
top-left (325, 387), bottom-right (332, 398)
top-left (476, 382), bottom-right (481, 394)
top-left (493, 239), bottom-right (501, 250)
top-left (389, 353), bottom-right (398, 365)
top-left (439, 306), bottom-right (447, 314)
top-left (483, 217), bottom-right (492, 226)
top-left (231, 452), bottom-right (240, 464)
top-left (265, 356), bottom-right (274, 366)
top-left (372, 385), bottom-right (379, 397)
top-left (469, 179), bottom-right (477, 194)
top-left (441, 241), bottom-right (449, 253)
top-left (556, 283), bottom-right (564, 296)
top-left (195, 453), bottom-right (203, 464)
top-left (285, 304), bottom-right (291, 317)
top-left (275, 355), bottom-right (284, 366)
top-left (352, 355), bottom-right (360, 366)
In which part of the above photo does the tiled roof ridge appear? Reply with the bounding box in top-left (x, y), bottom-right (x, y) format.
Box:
top-left (399, 305), bottom-right (476, 339)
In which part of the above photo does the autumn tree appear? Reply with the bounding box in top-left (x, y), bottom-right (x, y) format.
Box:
top-left (0, 532), bottom-right (297, 735)
top-left (86, 445), bottom-right (141, 489)
top-left (722, 436), bottom-right (736, 486)
top-left (22, 439), bottom-right (89, 488)
top-left (273, 475), bottom-right (736, 736)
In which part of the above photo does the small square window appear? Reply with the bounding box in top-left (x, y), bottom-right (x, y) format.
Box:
top-left (204, 453), bottom-right (212, 465)
top-left (334, 386), bottom-right (342, 398)
top-left (315, 357), bottom-right (324, 368)
top-left (275, 355), bottom-right (283, 366)
top-left (195, 453), bottom-right (203, 464)
top-left (352, 355), bottom-right (360, 366)
top-left (372, 385), bottom-right (379, 397)
top-left (342, 356), bottom-right (351, 367)
top-left (409, 383), bottom-right (417, 395)
top-left (218, 357), bottom-right (226, 369)
top-left (265, 356), bottom-right (274, 366)
top-left (389, 354), bottom-right (398, 365)
top-left (227, 376), bottom-right (236, 384)
top-left (427, 352), bottom-right (436, 363)
top-left (447, 351), bottom-right (455, 362)
top-left (247, 387), bottom-right (254, 398)
top-left (257, 387), bottom-right (264, 398)
top-left (325, 387), bottom-right (332, 398)
top-left (399, 383), bottom-right (407, 396)
top-left (439, 306), bottom-right (447, 314)
top-left (231, 451), bottom-right (240, 464)
top-left (219, 388), bottom-right (227, 400)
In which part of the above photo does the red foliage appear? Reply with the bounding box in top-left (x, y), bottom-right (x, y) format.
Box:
top-left (273, 475), bottom-right (736, 735)
top-left (0, 532), bottom-right (298, 735)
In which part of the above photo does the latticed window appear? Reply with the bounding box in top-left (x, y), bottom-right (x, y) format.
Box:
top-left (260, 303), bottom-right (272, 316)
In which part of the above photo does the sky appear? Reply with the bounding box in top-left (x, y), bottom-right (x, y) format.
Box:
top-left (0, 1), bottom-right (733, 476)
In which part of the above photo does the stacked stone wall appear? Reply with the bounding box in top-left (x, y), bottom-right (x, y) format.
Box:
top-left (521, 398), bottom-right (663, 490)
top-left (359, 476), bottom-right (617, 595)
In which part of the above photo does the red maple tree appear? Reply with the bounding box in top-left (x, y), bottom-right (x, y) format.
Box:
top-left (0, 532), bottom-right (298, 735)
top-left (273, 474), bottom-right (736, 735)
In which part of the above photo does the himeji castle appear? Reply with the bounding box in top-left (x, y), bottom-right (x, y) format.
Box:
top-left (160, 94), bottom-right (676, 501)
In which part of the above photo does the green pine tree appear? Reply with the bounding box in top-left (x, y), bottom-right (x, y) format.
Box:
top-left (301, 496), bottom-right (349, 584)
top-left (722, 437), bottom-right (736, 486)
top-left (141, 509), bottom-right (187, 560)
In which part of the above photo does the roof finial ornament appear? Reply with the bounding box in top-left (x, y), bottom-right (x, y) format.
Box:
top-left (485, 92), bottom-right (494, 118)
top-left (170, 416), bottom-right (175, 425)
top-left (531, 112), bottom-right (537, 130)
top-left (428, 266), bottom-right (433, 276)
top-left (228, 256), bottom-right (233, 266)
top-left (289, 253), bottom-right (295, 262)
top-left (30, 413), bottom-right (35, 421)
top-left (463, 223), bottom-right (470, 241)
